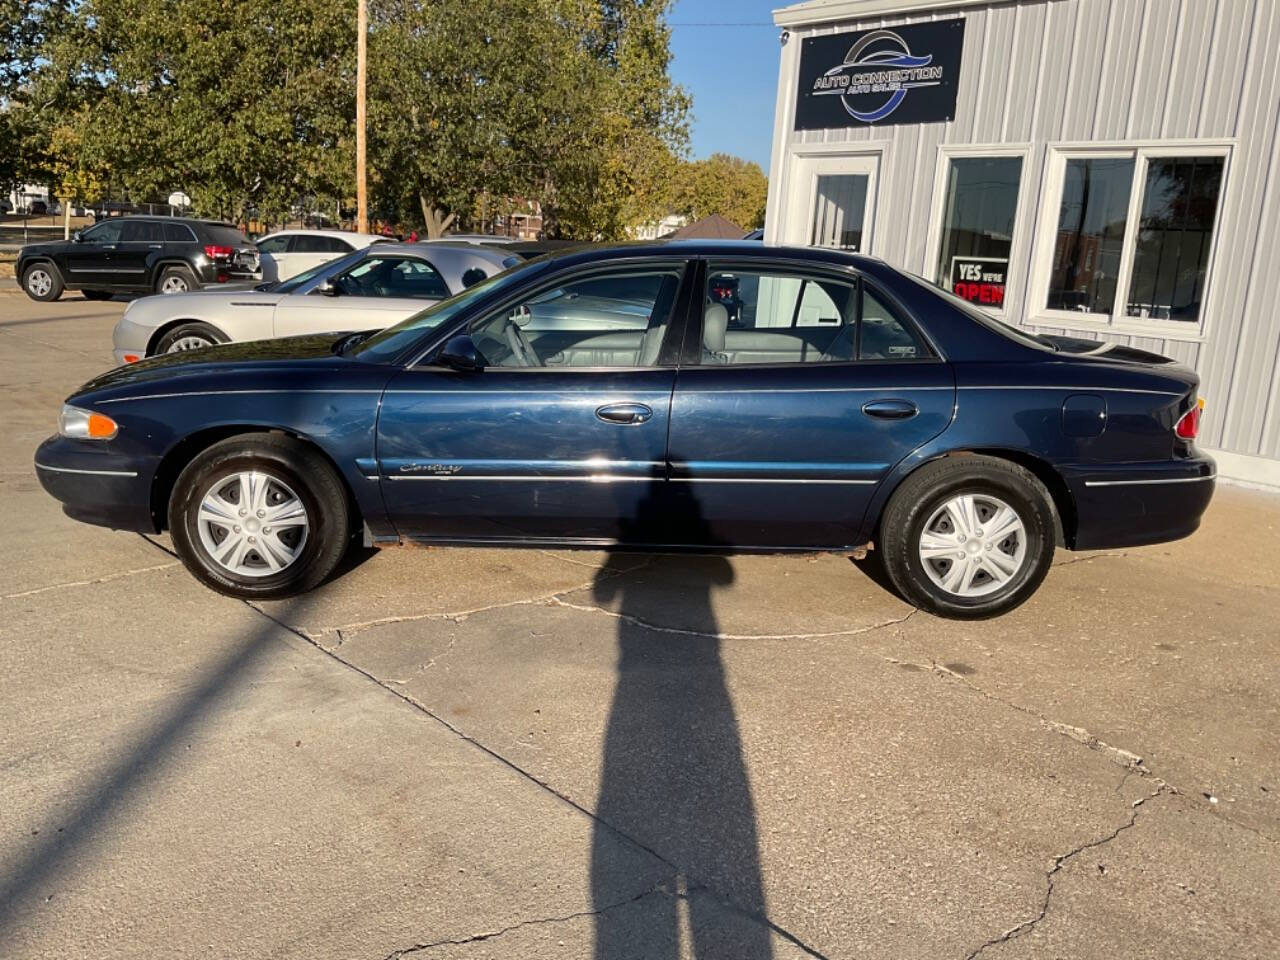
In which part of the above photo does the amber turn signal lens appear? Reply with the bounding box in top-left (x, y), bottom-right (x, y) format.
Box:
top-left (123, 354), bottom-right (140, 363)
top-left (87, 413), bottom-right (118, 438)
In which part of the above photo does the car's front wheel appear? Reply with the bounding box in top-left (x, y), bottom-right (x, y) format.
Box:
top-left (22, 263), bottom-right (63, 302)
top-left (153, 321), bottom-right (224, 355)
top-left (879, 456), bottom-right (1056, 619)
top-left (168, 434), bottom-right (353, 600)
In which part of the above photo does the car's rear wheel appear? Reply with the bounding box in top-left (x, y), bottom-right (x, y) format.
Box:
top-left (154, 321), bottom-right (224, 355)
top-left (168, 434), bottom-right (352, 600)
top-left (157, 265), bottom-right (196, 294)
top-left (22, 262), bottom-right (63, 302)
top-left (879, 455), bottom-right (1056, 619)
top-left (82, 289), bottom-right (114, 301)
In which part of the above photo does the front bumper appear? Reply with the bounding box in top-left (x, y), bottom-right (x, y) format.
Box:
top-left (1064, 455), bottom-right (1216, 550)
top-left (35, 435), bottom-right (161, 533)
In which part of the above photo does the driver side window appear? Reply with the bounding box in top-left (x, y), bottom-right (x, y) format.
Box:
top-left (334, 256), bottom-right (449, 299)
top-left (468, 268), bottom-right (683, 369)
top-left (84, 220), bottom-right (124, 243)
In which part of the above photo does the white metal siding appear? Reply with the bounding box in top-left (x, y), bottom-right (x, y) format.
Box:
top-left (768, 0), bottom-right (1280, 461)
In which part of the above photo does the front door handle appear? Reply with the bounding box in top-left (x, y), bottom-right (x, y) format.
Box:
top-left (862, 399), bottom-right (919, 420)
top-left (596, 402), bottom-right (653, 425)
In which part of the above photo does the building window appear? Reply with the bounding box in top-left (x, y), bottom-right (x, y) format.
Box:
top-left (1047, 157), bottom-right (1134, 314)
top-left (935, 155), bottom-right (1023, 310)
top-left (1125, 157), bottom-right (1224, 322)
top-left (1035, 146), bottom-right (1228, 330)
top-left (811, 174), bottom-right (869, 251)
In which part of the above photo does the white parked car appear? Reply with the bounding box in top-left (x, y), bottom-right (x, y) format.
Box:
top-left (111, 243), bottom-right (519, 363)
top-left (255, 229), bottom-right (390, 282)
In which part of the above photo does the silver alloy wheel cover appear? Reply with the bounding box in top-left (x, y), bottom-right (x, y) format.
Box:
top-left (27, 269), bottom-right (52, 297)
top-left (196, 470), bottom-right (309, 578)
top-left (166, 334), bottom-right (214, 353)
top-left (161, 274), bottom-right (190, 293)
top-left (918, 493), bottom-right (1027, 598)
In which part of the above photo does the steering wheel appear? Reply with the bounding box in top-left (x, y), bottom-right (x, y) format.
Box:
top-left (502, 315), bottom-right (540, 367)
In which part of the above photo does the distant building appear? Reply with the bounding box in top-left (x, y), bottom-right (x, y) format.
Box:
top-left (766, 0), bottom-right (1280, 487)
top-left (632, 213), bottom-right (687, 241)
top-left (491, 199), bottom-right (543, 240)
top-left (667, 214), bottom-right (746, 240)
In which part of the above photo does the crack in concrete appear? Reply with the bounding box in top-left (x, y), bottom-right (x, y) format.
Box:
top-left (548, 595), bottom-right (917, 642)
top-left (2, 561), bottom-right (180, 600)
top-left (1051, 551), bottom-right (1129, 568)
top-left (380, 880), bottom-right (670, 958)
top-left (293, 560), bottom-right (653, 641)
top-left (895, 657), bottom-right (1163, 784)
top-left (963, 786), bottom-right (1169, 959)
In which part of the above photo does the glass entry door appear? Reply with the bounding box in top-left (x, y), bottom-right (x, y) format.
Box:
top-left (785, 154), bottom-right (878, 253)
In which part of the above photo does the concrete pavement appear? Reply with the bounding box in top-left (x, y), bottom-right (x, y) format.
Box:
top-left (1, 295), bottom-right (1277, 958)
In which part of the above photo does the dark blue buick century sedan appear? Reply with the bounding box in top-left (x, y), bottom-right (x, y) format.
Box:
top-left (35, 241), bottom-right (1215, 618)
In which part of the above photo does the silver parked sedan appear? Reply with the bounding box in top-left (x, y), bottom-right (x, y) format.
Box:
top-left (111, 242), bottom-right (519, 363)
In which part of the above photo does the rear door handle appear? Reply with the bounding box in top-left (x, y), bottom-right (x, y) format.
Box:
top-left (148, 243), bottom-right (163, 248)
top-left (595, 402), bottom-right (653, 425)
top-left (862, 399), bottom-right (919, 420)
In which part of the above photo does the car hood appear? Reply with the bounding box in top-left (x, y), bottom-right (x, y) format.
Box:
top-left (77, 333), bottom-right (348, 393)
top-left (19, 240), bottom-right (71, 257)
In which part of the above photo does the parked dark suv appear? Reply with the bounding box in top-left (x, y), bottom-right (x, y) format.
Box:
top-left (17, 216), bottom-right (259, 302)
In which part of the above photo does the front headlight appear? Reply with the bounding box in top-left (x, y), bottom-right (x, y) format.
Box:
top-left (59, 404), bottom-right (118, 440)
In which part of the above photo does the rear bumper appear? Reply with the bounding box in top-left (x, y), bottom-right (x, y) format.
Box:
top-left (34, 436), bottom-right (160, 533)
top-left (1064, 455), bottom-right (1216, 550)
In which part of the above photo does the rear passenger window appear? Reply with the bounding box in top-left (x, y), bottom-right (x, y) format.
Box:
top-left (700, 268), bottom-right (927, 365)
top-left (858, 285), bottom-right (928, 360)
top-left (293, 234), bottom-right (352, 253)
top-left (121, 220), bottom-right (164, 242)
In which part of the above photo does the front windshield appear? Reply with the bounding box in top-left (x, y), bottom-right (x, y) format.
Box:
top-left (349, 258), bottom-right (541, 363)
top-left (905, 272), bottom-right (1057, 352)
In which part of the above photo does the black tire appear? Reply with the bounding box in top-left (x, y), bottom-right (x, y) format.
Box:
top-left (156, 265), bottom-right (197, 294)
top-left (168, 434), bottom-right (353, 600)
top-left (153, 321), bottom-right (225, 355)
top-left (879, 455), bottom-right (1056, 619)
top-left (82, 289), bottom-right (114, 301)
top-left (22, 262), bottom-right (64, 302)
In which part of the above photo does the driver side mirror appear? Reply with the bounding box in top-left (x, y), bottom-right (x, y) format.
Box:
top-left (438, 334), bottom-right (483, 372)
top-left (317, 278), bottom-right (340, 297)
top-left (72, 230), bottom-right (84, 243)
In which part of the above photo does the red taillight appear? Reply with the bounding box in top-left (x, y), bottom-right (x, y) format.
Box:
top-left (203, 244), bottom-right (235, 260)
top-left (1175, 398), bottom-right (1205, 439)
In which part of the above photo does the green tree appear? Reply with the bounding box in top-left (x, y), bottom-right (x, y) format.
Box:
top-left (673, 153), bottom-right (769, 230)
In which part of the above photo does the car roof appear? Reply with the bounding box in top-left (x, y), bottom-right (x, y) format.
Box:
top-left (518, 238), bottom-right (875, 271)
top-left (257, 229), bottom-right (386, 246)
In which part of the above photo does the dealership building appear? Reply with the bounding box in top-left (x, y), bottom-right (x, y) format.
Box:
top-left (764, 0), bottom-right (1280, 486)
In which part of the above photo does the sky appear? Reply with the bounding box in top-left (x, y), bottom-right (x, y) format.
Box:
top-left (667, 0), bottom-right (784, 172)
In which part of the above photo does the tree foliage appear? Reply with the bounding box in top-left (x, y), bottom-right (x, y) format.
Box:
top-left (5, 0), bottom-right (689, 235)
top-left (673, 153), bottom-right (769, 230)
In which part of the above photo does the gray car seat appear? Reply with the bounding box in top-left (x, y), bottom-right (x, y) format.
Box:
top-left (703, 302), bottom-right (730, 364)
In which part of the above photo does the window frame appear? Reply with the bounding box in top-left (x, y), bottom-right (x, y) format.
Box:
top-left (686, 260), bottom-right (939, 370)
top-left (924, 143), bottom-right (1032, 321)
top-left (1027, 140), bottom-right (1233, 341)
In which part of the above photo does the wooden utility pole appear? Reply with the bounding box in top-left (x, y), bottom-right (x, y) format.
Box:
top-left (356, 0), bottom-right (368, 233)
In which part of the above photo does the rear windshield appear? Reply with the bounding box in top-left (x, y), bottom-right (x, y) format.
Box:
top-left (905, 272), bottom-right (1057, 352)
top-left (201, 224), bottom-right (250, 247)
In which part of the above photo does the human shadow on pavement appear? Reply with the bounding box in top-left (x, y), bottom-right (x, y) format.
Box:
top-left (590, 480), bottom-right (773, 959)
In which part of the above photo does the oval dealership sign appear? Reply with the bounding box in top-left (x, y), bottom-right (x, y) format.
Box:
top-left (795, 19), bottom-right (965, 130)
